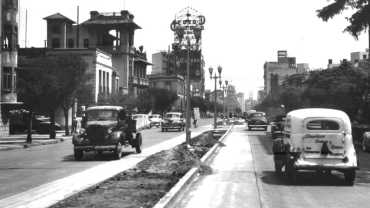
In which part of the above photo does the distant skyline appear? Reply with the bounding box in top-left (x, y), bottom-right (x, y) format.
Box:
top-left (18, 0), bottom-right (369, 98)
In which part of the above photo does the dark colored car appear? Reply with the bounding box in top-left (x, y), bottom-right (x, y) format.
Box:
top-left (247, 112), bottom-right (268, 131)
top-left (72, 106), bottom-right (142, 160)
top-left (161, 112), bottom-right (185, 132)
top-left (9, 110), bottom-right (62, 134)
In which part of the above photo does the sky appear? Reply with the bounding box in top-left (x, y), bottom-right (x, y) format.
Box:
top-left (19, 0), bottom-right (369, 99)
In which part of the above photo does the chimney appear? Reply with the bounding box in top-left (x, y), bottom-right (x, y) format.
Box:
top-left (90, 11), bottom-right (99, 19)
top-left (328, 59), bottom-right (333, 65)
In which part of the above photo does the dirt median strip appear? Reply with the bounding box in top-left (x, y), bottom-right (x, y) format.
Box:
top-left (47, 125), bottom-right (229, 208)
top-left (152, 125), bottom-right (233, 208)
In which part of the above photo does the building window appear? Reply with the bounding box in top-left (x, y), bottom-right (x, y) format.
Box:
top-left (106, 73), bottom-right (110, 94)
top-left (2, 67), bottom-right (12, 91)
top-left (102, 71), bottom-right (106, 93)
top-left (99, 70), bottom-right (102, 93)
top-left (51, 25), bottom-right (61, 34)
top-left (83, 39), bottom-right (89, 48)
top-left (67, 39), bottom-right (74, 48)
top-left (51, 38), bottom-right (60, 48)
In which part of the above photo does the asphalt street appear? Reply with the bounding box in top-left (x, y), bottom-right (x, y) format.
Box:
top-left (173, 125), bottom-right (370, 208)
top-left (0, 119), bottom-right (211, 200)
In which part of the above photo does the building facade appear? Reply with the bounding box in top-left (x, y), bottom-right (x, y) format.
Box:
top-left (264, 50), bottom-right (309, 97)
top-left (0, 0), bottom-right (19, 135)
top-left (148, 73), bottom-right (184, 111)
top-left (43, 10), bottom-right (149, 96)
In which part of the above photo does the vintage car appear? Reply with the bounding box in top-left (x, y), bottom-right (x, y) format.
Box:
top-left (161, 112), bottom-right (185, 132)
top-left (149, 114), bottom-right (162, 128)
top-left (247, 111), bottom-right (268, 131)
top-left (132, 114), bottom-right (151, 130)
top-left (272, 108), bottom-right (358, 184)
top-left (72, 106), bottom-right (142, 160)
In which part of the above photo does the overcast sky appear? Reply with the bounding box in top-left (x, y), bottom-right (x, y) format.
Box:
top-left (19, 0), bottom-right (368, 98)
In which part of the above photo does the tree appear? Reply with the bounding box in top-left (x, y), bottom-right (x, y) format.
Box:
top-left (317, 0), bottom-right (370, 56)
top-left (18, 55), bottom-right (88, 140)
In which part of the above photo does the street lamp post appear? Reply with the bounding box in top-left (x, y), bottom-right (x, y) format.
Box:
top-left (209, 66), bottom-right (222, 129)
top-left (219, 80), bottom-right (228, 119)
top-left (170, 8), bottom-right (205, 145)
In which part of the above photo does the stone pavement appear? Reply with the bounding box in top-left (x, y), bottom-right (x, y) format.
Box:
top-left (0, 131), bottom-right (71, 151)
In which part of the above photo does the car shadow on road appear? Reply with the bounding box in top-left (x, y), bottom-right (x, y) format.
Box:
top-left (259, 170), bottom-right (358, 186)
top-left (62, 152), bottom-right (135, 162)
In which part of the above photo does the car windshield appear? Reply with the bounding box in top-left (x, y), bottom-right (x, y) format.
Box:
top-left (149, 115), bottom-right (160, 119)
top-left (250, 113), bottom-right (264, 118)
top-left (166, 113), bottom-right (181, 119)
top-left (87, 110), bottom-right (118, 121)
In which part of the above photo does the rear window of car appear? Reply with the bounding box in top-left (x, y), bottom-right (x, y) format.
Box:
top-left (306, 120), bottom-right (340, 130)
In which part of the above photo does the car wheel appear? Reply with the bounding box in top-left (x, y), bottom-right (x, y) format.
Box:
top-left (161, 128), bottom-right (164, 132)
top-left (114, 142), bottom-right (122, 160)
top-left (135, 134), bottom-right (142, 154)
top-left (344, 170), bottom-right (356, 185)
top-left (74, 149), bottom-right (83, 161)
top-left (248, 126), bottom-right (252, 131)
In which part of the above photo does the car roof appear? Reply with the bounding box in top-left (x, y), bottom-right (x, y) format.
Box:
top-left (166, 112), bottom-right (182, 115)
top-left (288, 108), bottom-right (349, 119)
top-left (86, 106), bottom-right (123, 111)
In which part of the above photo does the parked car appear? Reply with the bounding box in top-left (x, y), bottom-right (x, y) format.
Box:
top-left (72, 106), bottom-right (142, 160)
top-left (247, 112), bottom-right (268, 131)
top-left (9, 110), bottom-right (62, 134)
top-left (132, 114), bottom-right (151, 130)
top-left (149, 114), bottom-right (162, 128)
top-left (161, 112), bottom-right (185, 132)
top-left (272, 108), bottom-right (358, 184)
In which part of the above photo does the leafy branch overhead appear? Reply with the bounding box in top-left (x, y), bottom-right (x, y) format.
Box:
top-left (317, 0), bottom-right (370, 39)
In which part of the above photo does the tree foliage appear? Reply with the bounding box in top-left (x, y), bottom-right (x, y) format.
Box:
top-left (317, 0), bottom-right (370, 39)
top-left (18, 55), bottom-right (88, 139)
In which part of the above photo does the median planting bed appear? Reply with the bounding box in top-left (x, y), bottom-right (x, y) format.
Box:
top-left (50, 130), bottom-right (227, 208)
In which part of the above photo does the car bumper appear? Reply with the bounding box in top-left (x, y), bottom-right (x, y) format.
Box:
top-left (74, 145), bottom-right (117, 151)
top-left (294, 158), bottom-right (358, 171)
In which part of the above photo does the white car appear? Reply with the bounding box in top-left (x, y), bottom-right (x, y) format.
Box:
top-left (132, 114), bottom-right (151, 130)
top-left (273, 108), bottom-right (358, 184)
top-left (149, 114), bottom-right (162, 128)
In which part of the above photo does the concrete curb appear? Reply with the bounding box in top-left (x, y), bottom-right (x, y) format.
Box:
top-left (152, 125), bottom-right (233, 208)
top-left (0, 137), bottom-right (70, 151)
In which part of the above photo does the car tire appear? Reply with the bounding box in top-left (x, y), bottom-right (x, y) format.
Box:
top-left (114, 142), bottom-right (122, 160)
top-left (74, 149), bottom-right (83, 161)
top-left (248, 126), bottom-right (252, 131)
top-left (135, 133), bottom-right (142, 153)
top-left (274, 158), bottom-right (283, 174)
top-left (344, 170), bottom-right (356, 185)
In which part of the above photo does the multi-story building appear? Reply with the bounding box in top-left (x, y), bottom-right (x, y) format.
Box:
top-left (148, 74), bottom-right (185, 111)
top-left (236, 92), bottom-right (245, 112)
top-left (43, 10), bottom-right (149, 96)
top-left (0, 0), bottom-right (19, 135)
top-left (264, 50), bottom-right (309, 97)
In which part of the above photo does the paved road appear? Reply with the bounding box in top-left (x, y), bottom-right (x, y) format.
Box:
top-left (0, 119), bottom-right (211, 199)
top-left (174, 126), bottom-right (370, 208)
top-left (250, 129), bottom-right (370, 208)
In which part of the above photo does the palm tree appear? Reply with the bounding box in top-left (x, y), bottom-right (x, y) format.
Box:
top-left (317, 0), bottom-right (370, 57)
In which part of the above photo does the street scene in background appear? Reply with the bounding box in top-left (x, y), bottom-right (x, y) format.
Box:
top-left (1, 0), bottom-right (370, 208)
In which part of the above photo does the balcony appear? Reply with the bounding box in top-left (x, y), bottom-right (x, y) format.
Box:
top-left (129, 76), bottom-right (149, 87)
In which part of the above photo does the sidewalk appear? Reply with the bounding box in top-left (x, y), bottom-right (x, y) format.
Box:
top-left (171, 125), bottom-right (262, 208)
top-left (0, 131), bottom-right (71, 151)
